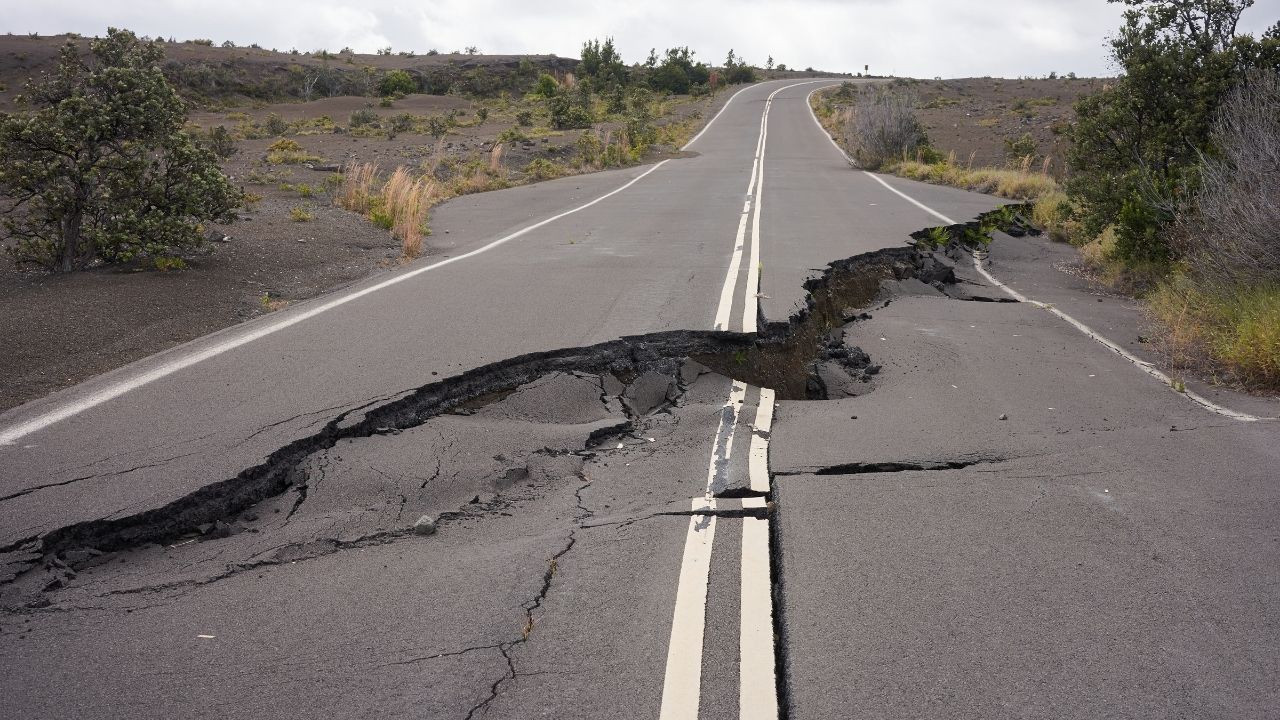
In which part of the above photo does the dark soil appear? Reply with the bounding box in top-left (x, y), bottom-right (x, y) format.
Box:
top-left (908, 77), bottom-right (1108, 171)
top-left (0, 200), bottom-right (400, 412)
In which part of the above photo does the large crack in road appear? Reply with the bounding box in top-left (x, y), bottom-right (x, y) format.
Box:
top-left (1, 206), bottom-right (1049, 720)
top-left (0, 205), bottom-right (1037, 608)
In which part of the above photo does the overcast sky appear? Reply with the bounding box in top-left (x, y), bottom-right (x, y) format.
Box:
top-left (6, 0), bottom-right (1279, 78)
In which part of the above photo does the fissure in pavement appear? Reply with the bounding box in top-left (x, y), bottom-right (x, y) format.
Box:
top-left (2, 205), bottom-right (1035, 610)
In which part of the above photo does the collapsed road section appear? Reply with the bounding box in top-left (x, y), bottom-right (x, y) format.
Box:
top-left (2, 207), bottom-right (1048, 720)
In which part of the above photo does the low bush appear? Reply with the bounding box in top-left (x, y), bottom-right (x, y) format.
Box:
top-left (548, 85), bottom-right (595, 129)
top-left (265, 138), bottom-right (321, 164)
top-left (531, 73), bottom-right (559, 98)
top-left (847, 87), bottom-right (927, 170)
top-left (378, 69), bottom-right (417, 96)
top-left (264, 112), bottom-right (288, 136)
top-left (203, 125), bottom-right (238, 158)
top-left (387, 113), bottom-right (414, 136)
top-left (349, 108), bottom-right (378, 128)
top-left (1003, 132), bottom-right (1038, 161)
top-left (524, 157), bottom-right (566, 180)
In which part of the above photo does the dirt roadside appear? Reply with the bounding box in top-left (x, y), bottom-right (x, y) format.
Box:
top-left (0, 85), bottom-right (737, 413)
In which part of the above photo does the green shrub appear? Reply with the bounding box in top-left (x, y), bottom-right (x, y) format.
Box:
top-left (0, 29), bottom-right (239, 271)
top-left (425, 115), bottom-right (450, 137)
top-left (497, 127), bottom-right (530, 143)
top-left (264, 112), bottom-right (288, 136)
top-left (379, 69), bottom-right (417, 96)
top-left (1066, 0), bottom-right (1280, 264)
top-left (576, 131), bottom-right (602, 165)
top-left (524, 157), bottom-right (566, 180)
top-left (204, 125), bottom-right (238, 158)
top-left (387, 113), bottom-right (414, 136)
top-left (648, 47), bottom-right (710, 94)
top-left (531, 73), bottom-right (559, 98)
top-left (723, 49), bottom-right (756, 84)
top-left (580, 38), bottom-right (627, 87)
top-left (350, 108), bottom-right (378, 128)
top-left (1003, 132), bottom-right (1038, 161)
top-left (548, 86), bottom-right (594, 129)
top-left (515, 109), bottom-right (533, 126)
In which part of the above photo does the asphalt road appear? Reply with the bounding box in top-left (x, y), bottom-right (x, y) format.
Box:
top-left (2, 79), bottom-right (1277, 719)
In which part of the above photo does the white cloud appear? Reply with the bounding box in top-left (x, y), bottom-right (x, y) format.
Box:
top-left (5, 0), bottom-right (1278, 78)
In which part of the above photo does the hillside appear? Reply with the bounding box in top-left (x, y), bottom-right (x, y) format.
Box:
top-left (0, 33), bottom-right (577, 108)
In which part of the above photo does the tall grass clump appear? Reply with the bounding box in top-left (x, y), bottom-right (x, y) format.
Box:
top-left (335, 162), bottom-right (434, 259)
top-left (1148, 71), bottom-right (1280, 390)
top-left (337, 161), bottom-right (378, 213)
top-left (378, 167), bottom-right (434, 259)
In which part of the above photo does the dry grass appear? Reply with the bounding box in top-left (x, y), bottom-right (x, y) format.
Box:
top-left (381, 167), bottom-right (435, 259)
top-left (1030, 189), bottom-right (1079, 243)
top-left (334, 162), bottom-right (434, 259)
top-left (1148, 277), bottom-right (1280, 390)
top-left (890, 160), bottom-right (1059, 201)
top-left (488, 143), bottom-right (504, 174)
top-left (265, 138), bottom-right (322, 165)
top-left (337, 161), bottom-right (378, 213)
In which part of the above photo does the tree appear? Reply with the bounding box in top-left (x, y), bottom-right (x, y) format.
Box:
top-left (766, 55), bottom-right (775, 70)
top-left (723, 48), bottom-right (756, 84)
top-left (648, 47), bottom-right (710, 94)
top-left (1066, 0), bottom-right (1280, 262)
top-left (0, 28), bottom-right (240, 271)
top-left (580, 37), bottom-right (627, 87)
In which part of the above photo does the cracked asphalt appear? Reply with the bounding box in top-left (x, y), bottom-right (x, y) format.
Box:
top-left (3, 79), bottom-right (1279, 719)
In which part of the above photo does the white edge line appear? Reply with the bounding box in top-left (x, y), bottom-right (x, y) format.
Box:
top-left (858, 169), bottom-right (1269, 423)
top-left (0, 160), bottom-right (673, 446)
top-left (805, 85), bottom-right (856, 164)
top-left (682, 83), bottom-right (760, 151)
top-left (657, 498), bottom-right (718, 720)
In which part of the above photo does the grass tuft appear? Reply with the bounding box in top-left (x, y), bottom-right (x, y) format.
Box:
top-left (1148, 277), bottom-right (1280, 390)
top-left (381, 167), bottom-right (434, 259)
top-left (266, 138), bottom-right (322, 165)
top-left (889, 160), bottom-right (1058, 201)
top-left (337, 161), bottom-right (379, 214)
